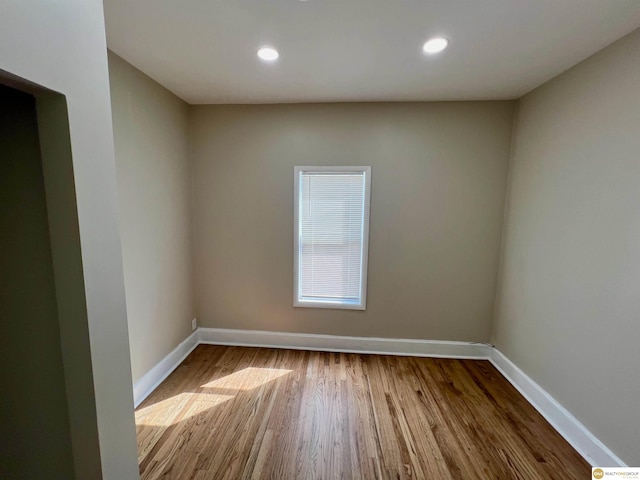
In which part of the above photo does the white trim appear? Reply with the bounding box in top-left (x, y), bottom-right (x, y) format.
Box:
top-left (197, 327), bottom-right (489, 358)
top-left (130, 327), bottom-right (625, 468)
top-left (489, 348), bottom-right (626, 467)
top-left (132, 330), bottom-right (199, 408)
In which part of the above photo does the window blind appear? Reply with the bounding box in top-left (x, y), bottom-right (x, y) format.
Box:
top-left (295, 167), bottom-right (371, 309)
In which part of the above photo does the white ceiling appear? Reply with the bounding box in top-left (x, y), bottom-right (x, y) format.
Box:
top-left (104, 0), bottom-right (640, 104)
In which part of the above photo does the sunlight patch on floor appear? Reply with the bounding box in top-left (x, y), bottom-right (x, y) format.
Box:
top-left (136, 367), bottom-right (292, 427)
top-left (200, 367), bottom-right (292, 391)
top-left (136, 392), bottom-right (234, 427)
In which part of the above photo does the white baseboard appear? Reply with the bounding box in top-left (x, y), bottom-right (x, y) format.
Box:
top-left (131, 327), bottom-right (624, 467)
top-left (132, 330), bottom-right (199, 408)
top-left (197, 327), bottom-right (490, 359)
top-left (489, 348), bottom-right (626, 467)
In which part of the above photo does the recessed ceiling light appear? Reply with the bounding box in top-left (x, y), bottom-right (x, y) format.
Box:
top-left (257, 47), bottom-right (279, 62)
top-left (422, 37), bottom-right (448, 54)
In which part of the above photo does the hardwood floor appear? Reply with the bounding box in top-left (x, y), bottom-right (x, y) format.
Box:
top-left (135, 345), bottom-right (590, 479)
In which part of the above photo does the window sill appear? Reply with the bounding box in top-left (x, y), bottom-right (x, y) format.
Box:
top-left (294, 299), bottom-right (366, 311)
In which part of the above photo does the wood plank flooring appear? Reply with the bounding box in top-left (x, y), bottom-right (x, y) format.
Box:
top-left (135, 345), bottom-right (590, 479)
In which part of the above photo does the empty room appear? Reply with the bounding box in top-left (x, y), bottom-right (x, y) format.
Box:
top-left (1, 1), bottom-right (639, 479)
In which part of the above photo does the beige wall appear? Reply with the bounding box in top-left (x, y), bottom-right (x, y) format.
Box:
top-left (108, 52), bottom-right (195, 383)
top-left (191, 102), bottom-right (515, 341)
top-left (0, 1), bottom-right (139, 478)
top-left (493, 28), bottom-right (640, 465)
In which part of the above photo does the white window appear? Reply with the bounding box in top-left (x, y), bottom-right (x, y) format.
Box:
top-left (294, 166), bottom-right (371, 310)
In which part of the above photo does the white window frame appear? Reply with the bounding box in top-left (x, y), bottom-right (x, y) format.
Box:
top-left (293, 165), bottom-right (372, 310)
